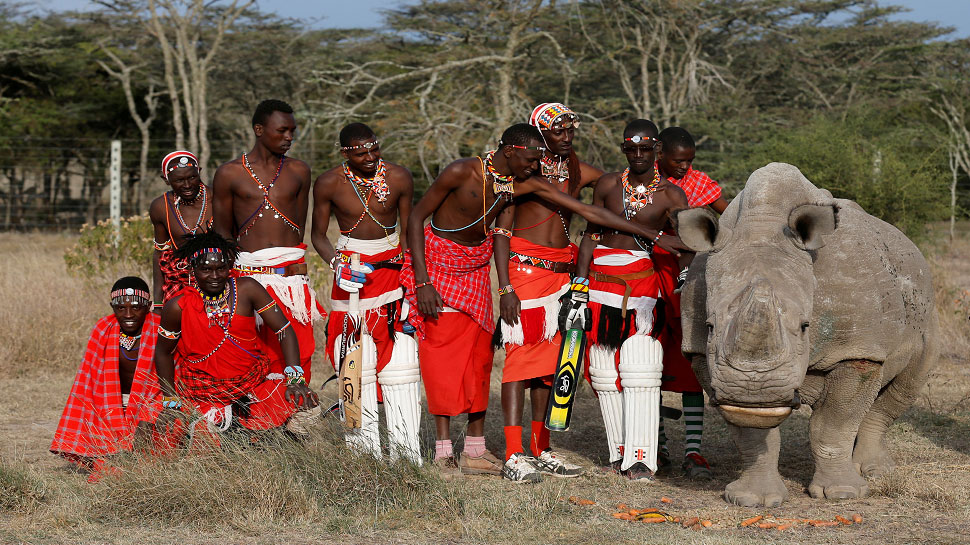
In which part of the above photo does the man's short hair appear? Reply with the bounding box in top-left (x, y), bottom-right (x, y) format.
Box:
top-left (339, 123), bottom-right (377, 147)
top-left (174, 231), bottom-right (240, 266)
top-left (499, 123), bottom-right (544, 149)
top-left (252, 99), bottom-right (294, 127)
top-left (111, 276), bottom-right (149, 294)
top-left (623, 119), bottom-right (659, 139)
top-left (659, 126), bottom-right (695, 152)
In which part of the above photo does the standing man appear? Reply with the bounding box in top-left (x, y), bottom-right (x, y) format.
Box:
top-left (212, 99), bottom-right (323, 381)
top-left (150, 150), bottom-right (212, 309)
top-left (575, 119), bottom-right (690, 481)
top-left (651, 126), bottom-right (725, 479)
top-left (491, 103), bottom-right (602, 482)
top-left (311, 122), bottom-right (421, 463)
top-left (403, 123), bottom-right (682, 478)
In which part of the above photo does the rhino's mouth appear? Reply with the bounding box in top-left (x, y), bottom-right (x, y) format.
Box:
top-left (718, 405), bottom-right (792, 429)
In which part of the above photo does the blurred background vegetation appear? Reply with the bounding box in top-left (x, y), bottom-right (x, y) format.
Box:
top-left (1, 0), bottom-right (968, 239)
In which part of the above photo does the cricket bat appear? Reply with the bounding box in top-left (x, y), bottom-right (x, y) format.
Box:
top-left (545, 325), bottom-right (586, 432)
top-left (338, 253), bottom-right (363, 429)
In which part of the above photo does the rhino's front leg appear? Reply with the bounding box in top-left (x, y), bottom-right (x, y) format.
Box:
top-left (724, 423), bottom-right (787, 507)
top-left (808, 359), bottom-right (883, 500)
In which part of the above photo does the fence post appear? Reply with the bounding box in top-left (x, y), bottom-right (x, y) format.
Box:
top-left (110, 140), bottom-right (122, 246)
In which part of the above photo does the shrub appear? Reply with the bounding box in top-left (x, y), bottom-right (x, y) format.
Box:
top-left (64, 215), bottom-right (153, 278)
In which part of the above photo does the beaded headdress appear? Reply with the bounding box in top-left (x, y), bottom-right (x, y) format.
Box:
top-left (623, 135), bottom-right (659, 146)
top-left (339, 139), bottom-right (380, 151)
top-left (529, 103), bottom-right (580, 131)
top-left (161, 150), bottom-right (200, 181)
top-left (189, 247), bottom-right (226, 266)
top-left (110, 287), bottom-right (151, 306)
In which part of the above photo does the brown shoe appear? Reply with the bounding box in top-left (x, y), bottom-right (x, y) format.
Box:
top-left (432, 457), bottom-right (461, 480)
top-left (458, 448), bottom-right (503, 475)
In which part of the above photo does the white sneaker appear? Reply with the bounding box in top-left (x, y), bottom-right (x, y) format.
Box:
top-left (502, 453), bottom-right (542, 483)
top-left (534, 449), bottom-right (583, 477)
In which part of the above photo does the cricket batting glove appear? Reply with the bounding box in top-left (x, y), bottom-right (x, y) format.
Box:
top-left (335, 260), bottom-right (374, 293)
top-left (558, 277), bottom-right (591, 332)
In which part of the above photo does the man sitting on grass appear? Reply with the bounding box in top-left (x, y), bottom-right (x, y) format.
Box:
top-left (51, 277), bottom-right (161, 475)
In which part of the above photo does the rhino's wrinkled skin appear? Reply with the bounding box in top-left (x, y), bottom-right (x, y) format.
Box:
top-left (678, 163), bottom-right (938, 507)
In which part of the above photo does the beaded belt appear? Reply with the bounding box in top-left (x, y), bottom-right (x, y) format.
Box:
top-left (509, 251), bottom-right (576, 274)
top-left (234, 263), bottom-right (308, 277)
top-left (337, 251), bottom-right (404, 271)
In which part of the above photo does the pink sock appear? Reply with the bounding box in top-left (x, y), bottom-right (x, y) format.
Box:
top-left (464, 436), bottom-right (486, 458)
top-left (434, 439), bottom-right (453, 461)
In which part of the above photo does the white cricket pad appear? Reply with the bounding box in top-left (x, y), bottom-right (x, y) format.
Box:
top-left (618, 335), bottom-right (663, 472)
top-left (588, 345), bottom-right (624, 463)
top-left (345, 333), bottom-right (382, 457)
top-left (377, 332), bottom-right (423, 465)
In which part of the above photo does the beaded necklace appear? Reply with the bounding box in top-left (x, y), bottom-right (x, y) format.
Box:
top-left (199, 280), bottom-right (233, 328)
top-left (484, 151), bottom-right (515, 196)
top-left (241, 153), bottom-right (300, 234)
top-left (429, 155), bottom-right (508, 234)
top-left (184, 279), bottom-right (238, 365)
top-left (343, 159), bottom-right (389, 203)
top-left (173, 184), bottom-right (209, 235)
top-left (119, 333), bottom-right (140, 351)
top-left (620, 167), bottom-right (661, 220)
top-left (541, 154), bottom-right (569, 184)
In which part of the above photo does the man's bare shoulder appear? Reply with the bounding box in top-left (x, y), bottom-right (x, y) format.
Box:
top-left (213, 157), bottom-right (245, 180)
top-left (579, 160), bottom-right (604, 182)
top-left (384, 161), bottom-right (413, 183)
top-left (596, 171), bottom-right (622, 191)
top-left (437, 156), bottom-right (482, 183)
top-left (313, 164), bottom-right (345, 188)
top-left (284, 156), bottom-right (311, 179)
top-left (148, 193), bottom-right (168, 220)
top-left (659, 180), bottom-right (689, 206)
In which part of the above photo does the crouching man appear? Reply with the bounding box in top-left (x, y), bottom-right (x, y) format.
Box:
top-left (154, 231), bottom-right (320, 439)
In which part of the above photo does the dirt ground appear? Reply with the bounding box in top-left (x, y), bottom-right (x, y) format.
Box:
top-left (1, 231), bottom-right (968, 545)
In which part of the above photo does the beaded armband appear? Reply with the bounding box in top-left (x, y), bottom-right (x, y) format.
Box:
top-left (153, 239), bottom-right (172, 251)
top-left (284, 365), bottom-right (306, 386)
top-left (498, 284), bottom-right (515, 296)
top-left (158, 326), bottom-right (181, 340)
top-left (256, 300), bottom-right (277, 314)
top-left (162, 396), bottom-right (182, 410)
top-left (275, 321), bottom-right (291, 342)
top-left (491, 227), bottom-right (512, 238)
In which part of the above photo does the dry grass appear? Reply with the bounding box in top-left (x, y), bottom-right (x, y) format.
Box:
top-left (1, 229), bottom-right (969, 544)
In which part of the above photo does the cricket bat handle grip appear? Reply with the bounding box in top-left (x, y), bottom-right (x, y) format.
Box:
top-left (349, 253), bottom-right (360, 314)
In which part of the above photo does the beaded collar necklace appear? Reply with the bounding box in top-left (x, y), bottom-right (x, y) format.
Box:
top-left (119, 333), bottom-right (140, 351)
top-left (240, 153), bottom-right (300, 234)
top-left (198, 279), bottom-right (234, 328)
top-left (343, 159), bottom-right (389, 203)
top-left (541, 154), bottom-right (568, 184)
top-left (173, 184), bottom-right (209, 235)
top-left (620, 167), bottom-right (661, 220)
top-left (484, 151), bottom-right (515, 196)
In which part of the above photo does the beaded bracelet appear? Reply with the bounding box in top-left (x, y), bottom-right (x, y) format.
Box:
top-left (158, 326), bottom-right (181, 340)
top-left (491, 227), bottom-right (512, 238)
top-left (415, 281), bottom-right (433, 289)
top-left (284, 365), bottom-right (306, 385)
top-left (589, 232), bottom-right (602, 241)
top-left (653, 230), bottom-right (665, 244)
top-left (162, 396), bottom-right (182, 410)
top-left (498, 284), bottom-right (515, 296)
top-left (153, 302), bottom-right (163, 310)
top-left (275, 322), bottom-right (292, 342)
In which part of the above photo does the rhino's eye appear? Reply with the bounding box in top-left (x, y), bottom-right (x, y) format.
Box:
top-left (707, 322), bottom-right (714, 336)
top-left (800, 321), bottom-right (810, 334)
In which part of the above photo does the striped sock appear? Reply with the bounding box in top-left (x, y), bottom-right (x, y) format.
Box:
top-left (683, 391), bottom-right (704, 456)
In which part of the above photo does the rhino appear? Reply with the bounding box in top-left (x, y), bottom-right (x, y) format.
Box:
top-left (676, 162), bottom-right (938, 507)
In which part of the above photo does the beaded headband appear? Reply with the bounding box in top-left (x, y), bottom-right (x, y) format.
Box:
top-left (190, 247), bottom-right (226, 264)
top-left (501, 143), bottom-right (547, 152)
top-left (161, 150), bottom-right (200, 181)
top-left (110, 287), bottom-right (151, 305)
top-left (623, 135), bottom-right (660, 145)
top-left (338, 139), bottom-right (380, 151)
top-left (529, 103), bottom-right (580, 130)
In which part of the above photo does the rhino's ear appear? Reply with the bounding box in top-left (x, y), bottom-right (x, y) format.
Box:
top-left (788, 204), bottom-right (838, 251)
top-left (675, 207), bottom-right (720, 252)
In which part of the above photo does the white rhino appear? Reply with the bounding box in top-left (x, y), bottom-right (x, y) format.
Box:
top-left (677, 162), bottom-right (938, 507)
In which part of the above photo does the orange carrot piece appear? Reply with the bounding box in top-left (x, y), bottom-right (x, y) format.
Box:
top-left (616, 503), bottom-right (629, 511)
top-left (579, 499), bottom-right (596, 505)
top-left (682, 516), bottom-right (700, 528)
top-left (758, 522), bottom-right (777, 529)
top-left (628, 509), bottom-right (640, 516)
top-left (777, 524), bottom-right (792, 531)
top-left (660, 496), bottom-right (673, 503)
top-left (740, 515), bottom-right (764, 527)
top-left (701, 520), bottom-right (713, 528)
top-left (810, 520), bottom-right (839, 527)
top-left (835, 515), bottom-right (853, 525)
top-left (852, 513), bottom-right (863, 523)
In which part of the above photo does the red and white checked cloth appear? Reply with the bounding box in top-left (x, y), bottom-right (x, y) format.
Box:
top-left (51, 313), bottom-right (161, 459)
top-left (401, 224), bottom-right (494, 339)
top-left (659, 163), bottom-right (722, 208)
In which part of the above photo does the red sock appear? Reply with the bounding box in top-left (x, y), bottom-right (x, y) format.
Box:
top-left (504, 425), bottom-right (524, 461)
top-left (530, 420), bottom-right (550, 457)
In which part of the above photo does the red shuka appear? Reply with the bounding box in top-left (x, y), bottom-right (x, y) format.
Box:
top-left (51, 313), bottom-right (162, 460)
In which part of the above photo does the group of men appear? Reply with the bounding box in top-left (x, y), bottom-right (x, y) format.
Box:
top-left (52, 99), bottom-right (727, 485)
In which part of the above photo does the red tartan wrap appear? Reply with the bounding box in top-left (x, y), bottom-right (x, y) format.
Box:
top-left (501, 236), bottom-right (575, 383)
top-left (175, 287), bottom-right (296, 430)
top-left (400, 224), bottom-right (494, 339)
top-left (661, 163), bottom-right (722, 208)
top-left (159, 249), bottom-right (192, 302)
top-left (51, 313), bottom-right (162, 460)
top-left (583, 246), bottom-right (660, 391)
top-left (326, 235), bottom-right (405, 402)
top-left (233, 244), bottom-right (325, 381)
top-left (420, 310), bottom-right (494, 416)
